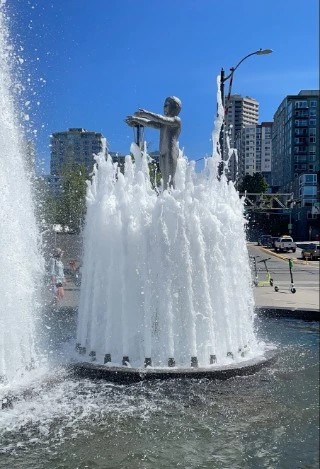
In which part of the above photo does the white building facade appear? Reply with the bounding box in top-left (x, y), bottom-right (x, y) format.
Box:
top-left (238, 122), bottom-right (273, 185)
top-left (224, 94), bottom-right (259, 181)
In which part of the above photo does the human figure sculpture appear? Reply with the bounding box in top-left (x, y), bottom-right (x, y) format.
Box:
top-left (125, 96), bottom-right (182, 189)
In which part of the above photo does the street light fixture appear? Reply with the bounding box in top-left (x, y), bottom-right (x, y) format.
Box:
top-left (221, 48), bottom-right (273, 86)
top-left (219, 48), bottom-right (273, 166)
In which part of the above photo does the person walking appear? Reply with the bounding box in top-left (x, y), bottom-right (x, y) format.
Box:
top-left (50, 248), bottom-right (65, 304)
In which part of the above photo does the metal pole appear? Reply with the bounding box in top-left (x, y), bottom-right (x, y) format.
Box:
top-left (218, 68), bottom-right (225, 177)
top-left (217, 49), bottom-right (272, 180)
top-left (289, 210), bottom-right (292, 235)
top-left (220, 67), bottom-right (225, 159)
top-left (135, 125), bottom-right (141, 147)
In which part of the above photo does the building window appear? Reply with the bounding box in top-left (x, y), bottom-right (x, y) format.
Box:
top-left (294, 155), bottom-right (307, 162)
top-left (294, 128), bottom-right (307, 136)
top-left (310, 100), bottom-right (318, 107)
top-left (294, 137), bottom-right (306, 144)
top-left (303, 186), bottom-right (316, 196)
top-left (303, 174), bottom-right (316, 183)
top-left (295, 101), bottom-right (308, 108)
top-left (295, 110), bottom-right (309, 117)
top-left (295, 120), bottom-right (308, 126)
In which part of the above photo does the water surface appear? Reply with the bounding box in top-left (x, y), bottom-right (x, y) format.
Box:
top-left (1, 317), bottom-right (318, 469)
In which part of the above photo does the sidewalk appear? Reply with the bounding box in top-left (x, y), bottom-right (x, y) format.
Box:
top-left (55, 256), bottom-right (319, 317)
top-left (255, 246), bottom-right (319, 313)
top-left (253, 284), bottom-right (319, 313)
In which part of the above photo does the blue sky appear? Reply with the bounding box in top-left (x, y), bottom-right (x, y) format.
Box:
top-left (8, 0), bottom-right (319, 173)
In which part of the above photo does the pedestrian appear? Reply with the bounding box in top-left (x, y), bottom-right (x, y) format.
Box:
top-left (50, 248), bottom-right (65, 304)
top-left (69, 259), bottom-right (81, 287)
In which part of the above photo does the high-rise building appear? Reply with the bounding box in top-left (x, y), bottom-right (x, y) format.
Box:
top-left (237, 122), bottom-right (273, 185)
top-left (271, 90), bottom-right (319, 193)
top-left (40, 175), bottom-right (63, 197)
top-left (271, 90), bottom-right (319, 239)
top-left (224, 94), bottom-right (259, 180)
top-left (50, 128), bottom-right (107, 176)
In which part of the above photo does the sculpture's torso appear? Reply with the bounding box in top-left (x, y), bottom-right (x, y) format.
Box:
top-left (125, 97), bottom-right (182, 189)
top-left (159, 120), bottom-right (181, 188)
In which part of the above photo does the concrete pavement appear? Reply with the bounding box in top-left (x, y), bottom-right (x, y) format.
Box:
top-left (54, 244), bottom-right (319, 318)
top-left (249, 243), bottom-right (319, 317)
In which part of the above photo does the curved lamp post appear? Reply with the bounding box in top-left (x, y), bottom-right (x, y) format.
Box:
top-left (219, 48), bottom-right (273, 163)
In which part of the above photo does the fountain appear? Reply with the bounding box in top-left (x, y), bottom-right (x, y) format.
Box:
top-left (73, 96), bottom-right (275, 382)
top-left (0, 0), bottom-right (274, 386)
top-left (0, 5), bottom-right (43, 385)
top-left (0, 6), bottom-right (318, 468)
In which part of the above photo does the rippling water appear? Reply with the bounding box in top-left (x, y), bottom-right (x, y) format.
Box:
top-left (0, 317), bottom-right (318, 469)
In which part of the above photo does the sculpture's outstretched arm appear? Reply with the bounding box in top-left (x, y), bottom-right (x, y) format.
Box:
top-left (135, 110), bottom-right (180, 127)
top-left (125, 116), bottom-right (162, 129)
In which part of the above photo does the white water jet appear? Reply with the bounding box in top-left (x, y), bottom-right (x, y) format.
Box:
top-left (0, 5), bottom-right (43, 383)
top-left (76, 83), bottom-right (263, 367)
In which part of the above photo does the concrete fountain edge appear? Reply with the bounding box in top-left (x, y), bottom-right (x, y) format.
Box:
top-left (69, 350), bottom-right (277, 384)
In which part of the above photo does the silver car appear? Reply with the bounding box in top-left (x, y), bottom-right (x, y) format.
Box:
top-left (301, 243), bottom-right (320, 261)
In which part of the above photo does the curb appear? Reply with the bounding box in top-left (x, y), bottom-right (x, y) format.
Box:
top-left (259, 247), bottom-right (317, 266)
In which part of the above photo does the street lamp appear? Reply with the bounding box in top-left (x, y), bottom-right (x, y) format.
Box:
top-left (219, 48), bottom-right (273, 166)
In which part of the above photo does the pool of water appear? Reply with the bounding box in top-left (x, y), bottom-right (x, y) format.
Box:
top-left (0, 315), bottom-right (319, 469)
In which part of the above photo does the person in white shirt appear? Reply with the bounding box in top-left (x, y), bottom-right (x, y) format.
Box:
top-left (50, 248), bottom-right (65, 304)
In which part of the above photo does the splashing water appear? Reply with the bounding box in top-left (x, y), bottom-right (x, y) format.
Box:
top-left (0, 4), bottom-right (43, 383)
top-left (76, 107), bottom-right (263, 368)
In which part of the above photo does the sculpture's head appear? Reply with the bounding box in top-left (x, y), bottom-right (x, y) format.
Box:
top-left (164, 96), bottom-right (182, 116)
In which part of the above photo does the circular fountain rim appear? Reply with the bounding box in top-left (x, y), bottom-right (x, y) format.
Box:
top-left (70, 350), bottom-right (277, 383)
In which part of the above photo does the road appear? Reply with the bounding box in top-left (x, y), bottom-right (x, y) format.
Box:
top-left (52, 242), bottom-right (319, 314)
top-left (248, 243), bottom-right (319, 312)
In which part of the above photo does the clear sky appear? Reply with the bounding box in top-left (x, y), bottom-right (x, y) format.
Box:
top-left (8, 0), bottom-right (319, 173)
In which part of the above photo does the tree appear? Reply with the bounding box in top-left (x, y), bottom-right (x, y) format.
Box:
top-left (40, 163), bottom-right (88, 233)
top-left (238, 173), bottom-right (268, 194)
top-left (57, 163), bottom-right (87, 232)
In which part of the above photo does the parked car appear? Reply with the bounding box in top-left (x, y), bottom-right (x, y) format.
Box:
top-left (274, 236), bottom-right (296, 253)
top-left (258, 235), bottom-right (273, 247)
top-left (301, 243), bottom-right (320, 260)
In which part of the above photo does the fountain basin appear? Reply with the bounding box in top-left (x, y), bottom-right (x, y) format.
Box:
top-left (256, 307), bottom-right (319, 321)
top-left (69, 350), bottom-right (277, 383)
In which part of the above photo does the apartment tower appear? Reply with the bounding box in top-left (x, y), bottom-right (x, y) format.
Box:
top-left (50, 128), bottom-right (107, 176)
top-left (224, 94), bottom-right (259, 181)
top-left (238, 122), bottom-right (273, 185)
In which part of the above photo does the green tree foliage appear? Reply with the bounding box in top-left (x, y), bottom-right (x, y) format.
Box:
top-left (238, 173), bottom-right (268, 194)
top-left (41, 163), bottom-right (87, 233)
top-left (59, 163), bottom-right (87, 232)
